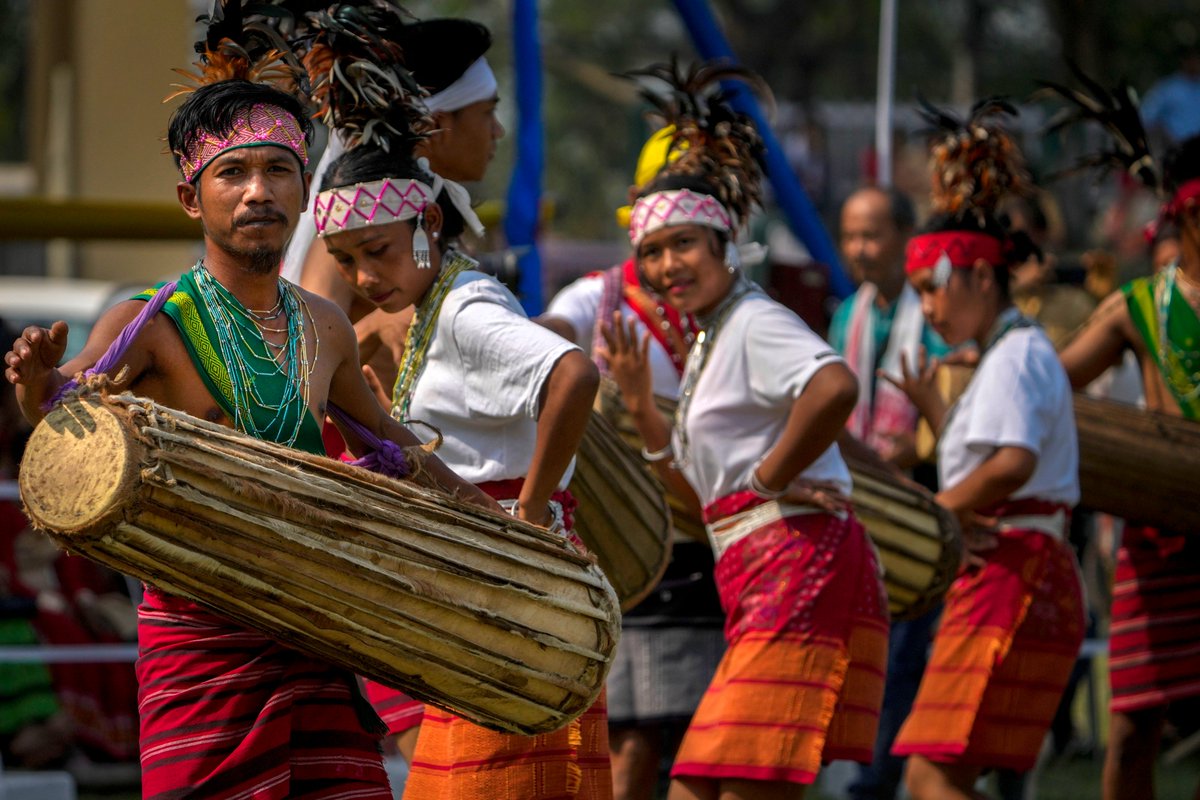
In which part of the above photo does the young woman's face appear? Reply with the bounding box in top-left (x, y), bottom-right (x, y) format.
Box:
top-left (636, 224), bottom-right (735, 316)
top-left (323, 207), bottom-right (443, 313)
top-left (908, 261), bottom-right (994, 346)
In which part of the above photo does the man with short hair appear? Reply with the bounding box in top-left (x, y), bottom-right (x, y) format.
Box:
top-left (5, 77), bottom-right (491, 799)
top-left (831, 186), bottom-right (948, 800)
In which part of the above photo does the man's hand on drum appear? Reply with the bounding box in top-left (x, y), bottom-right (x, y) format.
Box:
top-left (596, 311), bottom-right (653, 414)
top-left (4, 322), bottom-right (69, 388)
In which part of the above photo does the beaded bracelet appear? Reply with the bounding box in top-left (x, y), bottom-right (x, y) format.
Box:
top-left (640, 443), bottom-right (674, 463)
top-left (748, 468), bottom-right (787, 500)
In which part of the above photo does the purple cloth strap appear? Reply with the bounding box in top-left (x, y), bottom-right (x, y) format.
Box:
top-left (46, 281), bottom-right (178, 409)
top-left (326, 403), bottom-right (410, 479)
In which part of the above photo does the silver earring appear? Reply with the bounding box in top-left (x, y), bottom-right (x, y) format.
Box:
top-left (724, 240), bottom-right (740, 274)
top-left (413, 211), bottom-right (431, 270)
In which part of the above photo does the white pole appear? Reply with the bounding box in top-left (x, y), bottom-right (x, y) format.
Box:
top-left (875, 0), bottom-right (898, 189)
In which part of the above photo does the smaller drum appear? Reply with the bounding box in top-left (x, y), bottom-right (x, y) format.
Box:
top-left (594, 379), bottom-right (708, 544)
top-left (569, 411), bottom-right (672, 612)
top-left (846, 458), bottom-right (962, 621)
top-left (20, 392), bottom-right (620, 735)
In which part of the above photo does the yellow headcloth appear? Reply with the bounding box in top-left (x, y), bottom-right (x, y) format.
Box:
top-left (615, 125), bottom-right (688, 228)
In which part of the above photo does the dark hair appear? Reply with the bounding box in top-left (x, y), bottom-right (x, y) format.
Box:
top-left (1163, 134), bottom-right (1200, 194)
top-left (323, 144), bottom-right (467, 243)
top-left (885, 187), bottom-right (917, 231)
top-left (167, 80), bottom-right (313, 173)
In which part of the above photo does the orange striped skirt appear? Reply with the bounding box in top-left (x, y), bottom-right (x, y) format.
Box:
top-left (892, 524), bottom-right (1084, 771)
top-left (403, 692), bottom-right (611, 800)
top-left (670, 493), bottom-right (889, 785)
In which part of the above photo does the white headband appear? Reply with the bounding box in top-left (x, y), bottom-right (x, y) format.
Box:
top-left (422, 57), bottom-right (498, 114)
top-left (628, 189), bottom-right (734, 247)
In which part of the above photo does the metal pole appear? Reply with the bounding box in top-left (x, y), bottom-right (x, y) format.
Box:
top-left (875, 0), bottom-right (898, 189)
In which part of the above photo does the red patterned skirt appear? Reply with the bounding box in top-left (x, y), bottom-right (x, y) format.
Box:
top-left (1109, 524), bottom-right (1200, 713)
top-left (892, 501), bottom-right (1085, 771)
top-left (669, 492), bottom-right (889, 786)
top-left (137, 588), bottom-right (390, 799)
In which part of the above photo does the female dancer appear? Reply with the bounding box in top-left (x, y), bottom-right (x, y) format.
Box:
top-left (303, 17), bottom-right (609, 798)
top-left (603, 61), bottom-right (889, 800)
top-left (883, 102), bottom-right (1085, 800)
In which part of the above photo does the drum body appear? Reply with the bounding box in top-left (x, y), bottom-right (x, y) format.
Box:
top-left (846, 461), bottom-right (961, 621)
top-left (570, 411), bottom-right (672, 612)
top-left (593, 380), bottom-right (708, 545)
top-left (19, 393), bottom-right (620, 735)
top-left (1075, 394), bottom-right (1200, 531)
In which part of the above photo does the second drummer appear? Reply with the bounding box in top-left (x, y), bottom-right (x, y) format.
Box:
top-left (305, 25), bottom-right (610, 800)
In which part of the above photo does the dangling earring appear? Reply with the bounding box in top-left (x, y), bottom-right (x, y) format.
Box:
top-left (413, 210), bottom-right (431, 270)
top-left (724, 240), bottom-right (741, 274)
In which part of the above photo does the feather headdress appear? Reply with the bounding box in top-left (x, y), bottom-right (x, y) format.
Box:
top-left (298, 2), bottom-right (429, 152)
top-left (1038, 65), bottom-right (1161, 194)
top-left (166, 0), bottom-right (307, 102)
top-left (919, 96), bottom-right (1033, 223)
top-left (624, 57), bottom-right (770, 230)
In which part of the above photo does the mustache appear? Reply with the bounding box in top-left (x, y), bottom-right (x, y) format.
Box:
top-left (235, 209), bottom-right (287, 227)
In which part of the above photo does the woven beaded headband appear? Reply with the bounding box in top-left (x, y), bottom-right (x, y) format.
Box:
top-left (629, 188), bottom-right (733, 248)
top-left (178, 103), bottom-right (309, 183)
top-left (313, 177), bottom-right (434, 238)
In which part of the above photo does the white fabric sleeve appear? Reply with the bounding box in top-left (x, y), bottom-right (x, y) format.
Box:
top-left (959, 338), bottom-right (1056, 458)
top-left (743, 302), bottom-right (844, 405)
top-left (451, 282), bottom-right (580, 420)
top-left (542, 276), bottom-right (604, 345)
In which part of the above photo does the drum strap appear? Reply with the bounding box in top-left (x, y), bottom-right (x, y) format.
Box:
top-left (705, 500), bottom-right (841, 560)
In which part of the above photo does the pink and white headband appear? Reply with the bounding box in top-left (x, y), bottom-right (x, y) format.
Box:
top-left (313, 163), bottom-right (485, 239)
top-left (628, 188), bottom-right (733, 247)
top-left (179, 103), bottom-right (308, 183)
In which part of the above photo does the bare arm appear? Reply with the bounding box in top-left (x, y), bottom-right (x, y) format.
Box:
top-left (936, 446), bottom-right (1036, 516)
top-left (1058, 290), bottom-right (1132, 389)
top-left (534, 314), bottom-right (581, 344)
top-left (518, 351), bottom-right (599, 525)
top-left (5, 300), bottom-right (153, 425)
top-left (301, 244), bottom-right (356, 317)
top-left (755, 363), bottom-right (859, 493)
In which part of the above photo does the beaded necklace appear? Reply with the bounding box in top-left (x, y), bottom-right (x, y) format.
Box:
top-left (191, 261), bottom-right (318, 447)
top-left (390, 250), bottom-right (476, 420)
top-left (1154, 262), bottom-right (1200, 405)
top-left (672, 273), bottom-right (762, 468)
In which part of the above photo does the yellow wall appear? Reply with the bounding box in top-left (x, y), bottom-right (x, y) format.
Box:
top-left (30, 0), bottom-right (200, 282)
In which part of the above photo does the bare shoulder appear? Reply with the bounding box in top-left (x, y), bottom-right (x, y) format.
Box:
top-left (295, 285), bottom-right (356, 342)
top-left (1087, 289), bottom-right (1135, 340)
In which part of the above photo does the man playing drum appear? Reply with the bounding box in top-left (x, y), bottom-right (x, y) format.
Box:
top-left (1055, 112), bottom-right (1200, 799)
top-left (4, 59), bottom-right (492, 800)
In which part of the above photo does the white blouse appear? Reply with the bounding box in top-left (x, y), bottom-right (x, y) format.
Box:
top-left (407, 271), bottom-right (580, 487)
top-left (676, 292), bottom-right (852, 508)
top-left (938, 326), bottom-right (1079, 505)
top-left (545, 273), bottom-right (684, 399)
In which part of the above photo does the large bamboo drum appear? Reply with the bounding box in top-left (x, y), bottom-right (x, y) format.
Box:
top-left (19, 392), bottom-right (620, 735)
top-left (1074, 393), bottom-right (1200, 531)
